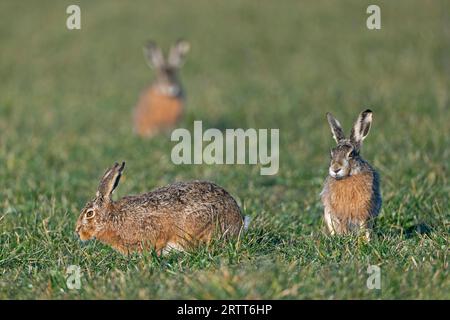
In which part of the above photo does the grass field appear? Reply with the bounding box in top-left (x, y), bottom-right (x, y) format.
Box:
top-left (0, 0), bottom-right (449, 299)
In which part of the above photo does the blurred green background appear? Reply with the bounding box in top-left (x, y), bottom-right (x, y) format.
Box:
top-left (0, 0), bottom-right (448, 299)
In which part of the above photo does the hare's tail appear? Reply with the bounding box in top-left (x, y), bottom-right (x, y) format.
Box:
top-left (243, 216), bottom-right (251, 231)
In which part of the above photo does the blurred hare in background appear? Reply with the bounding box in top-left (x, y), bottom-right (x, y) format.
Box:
top-left (133, 39), bottom-right (190, 138)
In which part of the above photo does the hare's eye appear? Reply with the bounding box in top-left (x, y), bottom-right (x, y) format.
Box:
top-left (348, 150), bottom-right (356, 159)
top-left (85, 209), bottom-right (95, 219)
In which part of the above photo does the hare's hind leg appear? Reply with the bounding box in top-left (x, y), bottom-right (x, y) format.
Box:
top-left (324, 208), bottom-right (337, 235)
top-left (161, 241), bottom-right (185, 255)
top-left (358, 220), bottom-right (372, 241)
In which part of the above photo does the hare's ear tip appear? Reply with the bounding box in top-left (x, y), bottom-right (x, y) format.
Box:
top-left (177, 39), bottom-right (190, 49)
top-left (111, 161), bottom-right (125, 170)
top-left (145, 40), bottom-right (157, 48)
top-left (363, 109), bottom-right (373, 114)
top-left (114, 161), bottom-right (125, 170)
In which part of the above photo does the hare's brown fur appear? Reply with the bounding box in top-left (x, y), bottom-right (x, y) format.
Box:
top-left (321, 168), bottom-right (380, 235)
top-left (322, 171), bottom-right (373, 221)
top-left (76, 163), bottom-right (243, 255)
top-left (321, 110), bottom-right (382, 238)
top-left (133, 87), bottom-right (183, 138)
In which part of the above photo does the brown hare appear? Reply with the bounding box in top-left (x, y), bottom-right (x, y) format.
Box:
top-left (75, 162), bottom-right (245, 255)
top-left (133, 40), bottom-right (190, 138)
top-left (321, 109), bottom-right (381, 239)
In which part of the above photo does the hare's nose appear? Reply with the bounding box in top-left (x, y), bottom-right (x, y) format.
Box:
top-left (333, 168), bottom-right (341, 174)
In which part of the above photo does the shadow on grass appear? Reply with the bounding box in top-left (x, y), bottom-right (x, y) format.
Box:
top-left (373, 222), bottom-right (434, 239)
top-left (404, 223), bottom-right (434, 238)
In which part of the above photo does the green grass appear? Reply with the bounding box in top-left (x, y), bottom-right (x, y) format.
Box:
top-left (0, 0), bottom-right (449, 299)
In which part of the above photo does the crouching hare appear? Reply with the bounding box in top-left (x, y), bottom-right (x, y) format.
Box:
top-left (321, 109), bottom-right (381, 239)
top-left (75, 162), bottom-right (244, 255)
top-left (133, 39), bottom-right (190, 138)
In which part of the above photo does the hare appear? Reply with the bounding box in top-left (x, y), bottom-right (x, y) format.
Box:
top-left (320, 109), bottom-right (381, 239)
top-left (133, 39), bottom-right (190, 138)
top-left (75, 162), bottom-right (245, 255)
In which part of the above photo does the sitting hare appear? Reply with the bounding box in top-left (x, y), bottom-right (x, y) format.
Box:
top-left (133, 39), bottom-right (190, 138)
top-left (75, 162), bottom-right (245, 255)
top-left (321, 109), bottom-right (381, 239)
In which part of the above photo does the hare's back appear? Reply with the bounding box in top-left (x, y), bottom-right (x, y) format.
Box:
top-left (146, 181), bottom-right (243, 238)
top-left (115, 181), bottom-right (243, 247)
top-left (123, 181), bottom-right (241, 218)
top-left (153, 181), bottom-right (240, 214)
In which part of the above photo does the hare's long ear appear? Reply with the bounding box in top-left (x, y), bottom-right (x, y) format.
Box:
top-left (326, 112), bottom-right (346, 143)
top-left (350, 109), bottom-right (373, 150)
top-left (97, 162), bottom-right (125, 201)
top-left (168, 39), bottom-right (190, 68)
top-left (143, 41), bottom-right (165, 69)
